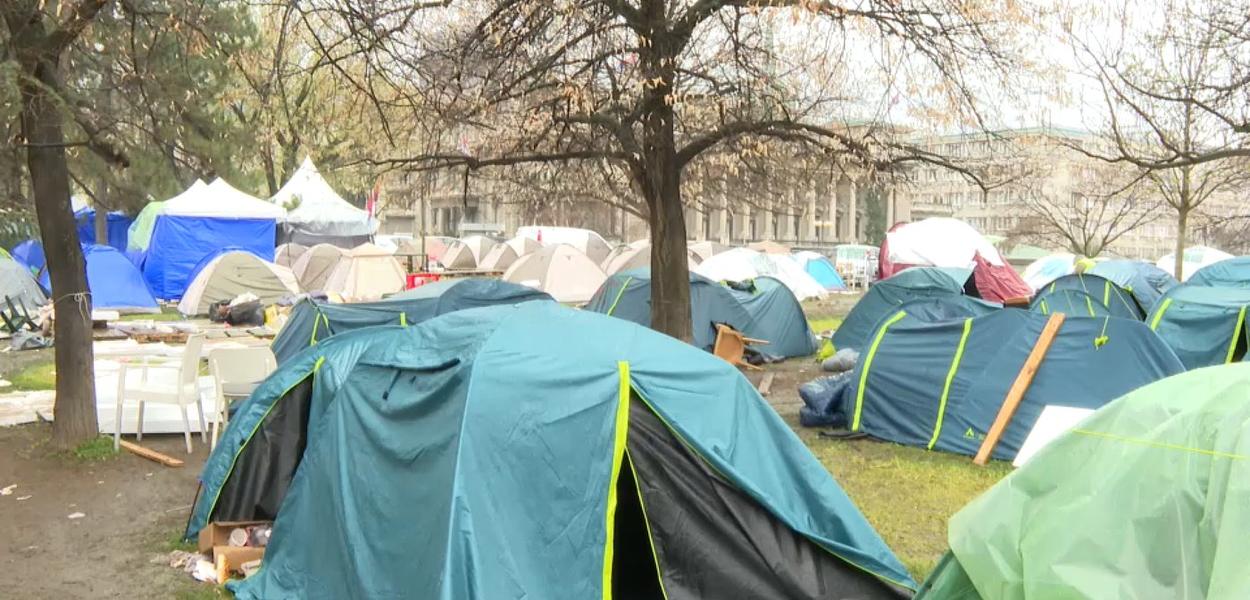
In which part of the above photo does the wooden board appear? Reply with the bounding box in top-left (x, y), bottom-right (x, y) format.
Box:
top-left (973, 312), bottom-right (1066, 465)
top-left (118, 440), bottom-right (185, 467)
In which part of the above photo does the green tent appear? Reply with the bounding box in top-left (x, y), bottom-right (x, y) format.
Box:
top-left (833, 267), bottom-right (978, 351)
top-left (1087, 259), bottom-right (1177, 311)
top-left (190, 303), bottom-right (916, 598)
top-left (125, 200), bottom-right (166, 252)
top-left (1033, 273), bottom-right (1143, 319)
top-left (917, 364), bottom-right (1250, 599)
top-left (1028, 288), bottom-right (1111, 317)
top-left (1148, 284), bottom-right (1250, 369)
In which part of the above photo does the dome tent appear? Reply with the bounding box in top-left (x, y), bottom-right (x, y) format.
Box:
top-left (274, 243), bottom-right (307, 268)
top-left (516, 225), bottom-right (612, 264)
top-left (270, 157), bottom-right (375, 246)
top-left (1020, 253), bottom-right (1077, 290)
top-left (1187, 255), bottom-right (1250, 288)
top-left (269, 278), bottom-right (554, 364)
top-left (0, 254), bottom-right (47, 312)
top-left (190, 303), bottom-right (916, 598)
top-left (1033, 273), bottom-right (1143, 319)
top-left (503, 243), bottom-right (607, 303)
top-left (794, 251), bottom-right (848, 291)
top-left (440, 235), bottom-right (499, 270)
top-left (688, 240), bottom-right (730, 262)
top-left (918, 364), bottom-right (1250, 599)
top-left (1029, 288), bottom-right (1112, 318)
top-left (177, 250), bottom-right (299, 315)
top-left (322, 243), bottom-right (406, 301)
top-left (291, 243), bottom-right (348, 292)
top-left (144, 178), bottom-right (284, 299)
top-left (880, 218), bottom-right (1031, 303)
top-left (601, 242), bottom-right (699, 275)
top-left (1157, 245), bottom-right (1233, 281)
top-left (478, 235), bottom-right (542, 271)
top-left (1087, 259), bottom-right (1177, 313)
top-left (10, 239), bottom-right (45, 277)
top-left (833, 267), bottom-right (985, 351)
top-left (40, 245), bottom-right (158, 313)
top-left (1147, 285), bottom-right (1250, 370)
top-left (694, 248), bottom-right (827, 301)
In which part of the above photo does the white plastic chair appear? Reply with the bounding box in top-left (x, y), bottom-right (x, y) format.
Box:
top-left (114, 334), bottom-right (207, 454)
top-left (207, 346), bottom-right (277, 449)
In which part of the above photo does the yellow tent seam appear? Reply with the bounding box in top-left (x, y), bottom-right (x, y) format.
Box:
top-left (853, 310), bottom-right (907, 431)
top-left (602, 361), bottom-right (631, 599)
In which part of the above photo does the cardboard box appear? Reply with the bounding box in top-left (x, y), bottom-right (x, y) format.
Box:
top-left (198, 520), bottom-right (268, 571)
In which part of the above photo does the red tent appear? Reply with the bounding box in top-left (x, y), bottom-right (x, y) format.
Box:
top-left (879, 220), bottom-right (1031, 304)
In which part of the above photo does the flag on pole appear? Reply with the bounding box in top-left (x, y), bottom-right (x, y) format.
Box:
top-left (366, 181), bottom-right (380, 220)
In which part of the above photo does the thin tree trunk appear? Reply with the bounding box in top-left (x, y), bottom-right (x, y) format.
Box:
top-left (1175, 206), bottom-right (1189, 281)
top-left (93, 179), bottom-right (108, 245)
top-left (21, 61), bottom-right (99, 450)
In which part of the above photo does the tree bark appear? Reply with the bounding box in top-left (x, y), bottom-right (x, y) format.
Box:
top-left (93, 180), bottom-right (108, 245)
top-left (20, 57), bottom-right (99, 450)
top-left (1174, 205), bottom-right (1189, 281)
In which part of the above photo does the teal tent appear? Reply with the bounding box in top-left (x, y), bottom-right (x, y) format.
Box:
top-left (1188, 256), bottom-right (1250, 288)
top-left (1029, 288), bottom-right (1111, 317)
top-left (1033, 273), bottom-right (1143, 319)
top-left (833, 267), bottom-right (977, 351)
top-left (190, 303), bottom-right (916, 598)
top-left (269, 279), bottom-right (553, 363)
top-left (835, 309), bottom-right (1182, 460)
top-left (1148, 284), bottom-right (1250, 369)
top-left (917, 364), bottom-right (1250, 599)
top-left (1087, 259), bottom-right (1177, 312)
top-left (586, 269), bottom-right (816, 358)
top-left (795, 252), bottom-right (848, 291)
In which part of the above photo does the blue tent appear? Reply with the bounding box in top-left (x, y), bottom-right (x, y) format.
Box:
top-left (833, 267), bottom-right (979, 351)
top-left (190, 303), bottom-right (916, 598)
top-left (10, 239), bottom-right (45, 278)
top-left (40, 245), bottom-right (159, 313)
top-left (1033, 273), bottom-right (1142, 319)
top-left (74, 208), bottom-right (133, 251)
top-left (799, 254), bottom-right (848, 291)
top-left (144, 217), bottom-right (276, 300)
top-left (270, 278), bottom-right (554, 364)
top-left (832, 309), bottom-right (1183, 460)
top-left (1148, 284), bottom-right (1250, 370)
top-left (1087, 260), bottom-right (1177, 312)
top-left (1187, 256), bottom-right (1250, 288)
top-left (1030, 288), bottom-right (1111, 318)
top-left (586, 269), bottom-right (816, 358)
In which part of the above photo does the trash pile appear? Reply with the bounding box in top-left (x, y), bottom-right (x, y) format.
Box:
top-left (167, 521), bottom-right (272, 585)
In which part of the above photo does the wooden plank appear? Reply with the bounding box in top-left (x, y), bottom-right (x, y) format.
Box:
top-left (973, 312), bottom-right (1066, 465)
top-left (119, 440), bottom-right (185, 467)
top-left (757, 372), bottom-right (775, 396)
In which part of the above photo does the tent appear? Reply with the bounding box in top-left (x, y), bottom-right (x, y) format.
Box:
top-left (1087, 259), bottom-right (1177, 313)
top-left (269, 279), bottom-right (553, 364)
top-left (322, 243), bottom-right (406, 301)
top-left (917, 364), bottom-right (1250, 599)
top-left (694, 248), bottom-right (827, 301)
top-left (833, 267), bottom-right (983, 351)
top-left (586, 269), bottom-right (816, 358)
top-left (503, 243), bottom-right (607, 303)
top-left (1020, 253), bottom-right (1076, 290)
top-left (440, 235), bottom-right (499, 270)
top-left (688, 240), bottom-right (729, 262)
top-left (1147, 284), bottom-right (1250, 370)
top-left (794, 251), bottom-right (848, 291)
top-left (1029, 288), bottom-right (1111, 318)
top-left (478, 235), bottom-right (542, 271)
top-left (0, 255), bottom-right (48, 311)
top-left (177, 251), bottom-right (299, 315)
top-left (74, 208), bottom-right (133, 251)
top-left (291, 243), bottom-right (348, 292)
top-left (516, 225), bottom-right (612, 264)
top-left (274, 243), bottom-right (307, 268)
top-left (144, 179), bottom-right (284, 299)
top-left (748, 240), bottom-right (792, 254)
top-left (879, 219), bottom-right (1031, 303)
top-left (10, 239), bottom-right (44, 277)
top-left (190, 303), bottom-right (916, 598)
top-left (126, 197), bottom-right (173, 252)
top-left (830, 309), bottom-right (1183, 460)
top-left (38, 245), bottom-right (158, 313)
top-left (601, 242), bottom-right (699, 275)
top-left (1033, 273), bottom-right (1143, 319)
top-left (1157, 245), bottom-right (1233, 281)
top-left (270, 157), bottom-right (375, 246)
top-left (1187, 256), bottom-right (1250, 288)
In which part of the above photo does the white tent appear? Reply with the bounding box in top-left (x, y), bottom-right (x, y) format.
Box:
top-left (1157, 246), bottom-right (1234, 281)
top-left (292, 243), bottom-right (349, 291)
top-left (602, 243), bottom-right (699, 275)
top-left (479, 236), bottom-right (542, 271)
top-left (694, 248), bottom-right (826, 301)
top-left (1021, 253), bottom-right (1079, 290)
top-left (270, 157), bottom-right (376, 238)
top-left (177, 251), bottom-right (300, 315)
top-left (164, 178), bottom-right (285, 219)
top-left (516, 226), bottom-right (612, 264)
top-left (503, 244), bottom-right (606, 303)
top-left (441, 235), bottom-right (499, 270)
top-left (324, 243), bottom-right (407, 301)
top-left (688, 241), bottom-right (729, 262)
top-left (884, 217), bottom-right (1005, 270)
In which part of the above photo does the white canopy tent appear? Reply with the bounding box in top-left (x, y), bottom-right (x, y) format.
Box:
top-left (270, 157), bottom-right (376, 243)
top-left (164, 178), bottom-right (285, 219)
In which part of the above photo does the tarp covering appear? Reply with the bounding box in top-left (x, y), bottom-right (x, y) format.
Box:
top-left (833, 267), bottom-right (976, 351)
top-left (880, 219), bottom-right (1030, 303)
top-left (40, 245), bottom-right (158, 313)
top-left (269, 279), bottom-right (554, 364)
top-left (795, 251), bottom-right (848, 291)
top-left (1187, 256), bottom-right (1250, 288)
top-left (695, 248), bottom-right (828, 301)
top-left (1033, 273), bottom-right (1143, 319)
top-left (74, 208), bottom-right (133, 251)
top-left (1087, 259), bottom-right (1177, 314)
top-left (586, 269), bottom-right (816, 358)
top-left (144, 215), bottom-right (277, 300)
top-left (917, 364), bottom-right (1250, 600)
top-left (270, 157), bottom-right (375, 241)
top-left (838, 309), bottom-right (1184, 460)
top-left (0, 255), bottom-right (47, 310)
top-left (1148, 284), bottom-right (1250, 370)
top-left (10, 239), bottom-right (45, 278)
top-left (177, 250), bottom-right (299, 315)
top-left (190, 303), bottom-right (916, 598)
top-left (1020, 253), bottom-right (1076, 290)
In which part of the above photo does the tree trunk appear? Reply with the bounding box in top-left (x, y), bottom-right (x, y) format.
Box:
top-left (1174, 206), bottom-right (1189, 281)
top-left (93, 182), bottom-right (108, 245)
top-left (21, 59), bottom-right (99, 450)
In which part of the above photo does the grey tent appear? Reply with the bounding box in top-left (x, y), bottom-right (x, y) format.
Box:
top-left (0, 255), bottom-right (47, 311)
top-left (503, 243), bottom-right (606, 303)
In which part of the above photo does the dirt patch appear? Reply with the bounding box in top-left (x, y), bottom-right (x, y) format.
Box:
top-left (0, 347), bottom-right (53, 381)
top-left (0, 424), bottom-right (211, 598)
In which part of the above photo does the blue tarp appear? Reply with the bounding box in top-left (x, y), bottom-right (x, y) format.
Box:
top-left (804, 256), bottom-right (848, 291)
top-left (1187, 256), bottom-right (1250, 288)
top-left (1148, 284), bottom-right (1250, 370)
top-left (37, 245), bottom-right (158, 313)
top-left (829, 309), bottom-right (1183, 460)
top-left (74, 209), bottom-right (133, 251)
top-left (143, 215), bottom-right (275, 300)
top-left (833, 267), bottom-right (977, 351)
top-left (190, 303), bottom-right (917, 597)
top-left (10, 239), bottom-right (44, 278)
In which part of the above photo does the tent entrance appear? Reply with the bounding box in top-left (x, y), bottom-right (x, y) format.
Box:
top-left (611, 451), bottom-right (666, 600)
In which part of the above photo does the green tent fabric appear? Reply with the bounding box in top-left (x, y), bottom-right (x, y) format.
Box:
top-left (1188, 256), bottom-right (1250, 288)
top-left (585, 269), bottom-right (816, 358)
top-left (1086, 259), bottom-right (1178, 313)
top-left (917, 364), bottom-right (1250, 599)
top-left (833, 267), bottom-right (975, 351)
top-left (125, 200), bottom-right (165, 252)
top-left (1028, 288), bottom-right (1111, 318)
top-left (1147, 284), bottom-right (1250, 369)
top-left (1034, 273), bottom-right (1143, 319)
top-left (269, 279), bottom-right (553, 363)
top-left (838, 309), bottom-right (1183, 460)
top-left (190, 303), bottom-right (916, 598)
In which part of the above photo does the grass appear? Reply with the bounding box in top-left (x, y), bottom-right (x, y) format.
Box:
top-left (6, 360), bottom-right (56, 391)
top-left (120, 306), bottom-right (186, 322)
top-left (68, 435), bottom-right (119, 462)
top-left (808, 316), bottom-right (843, 335)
